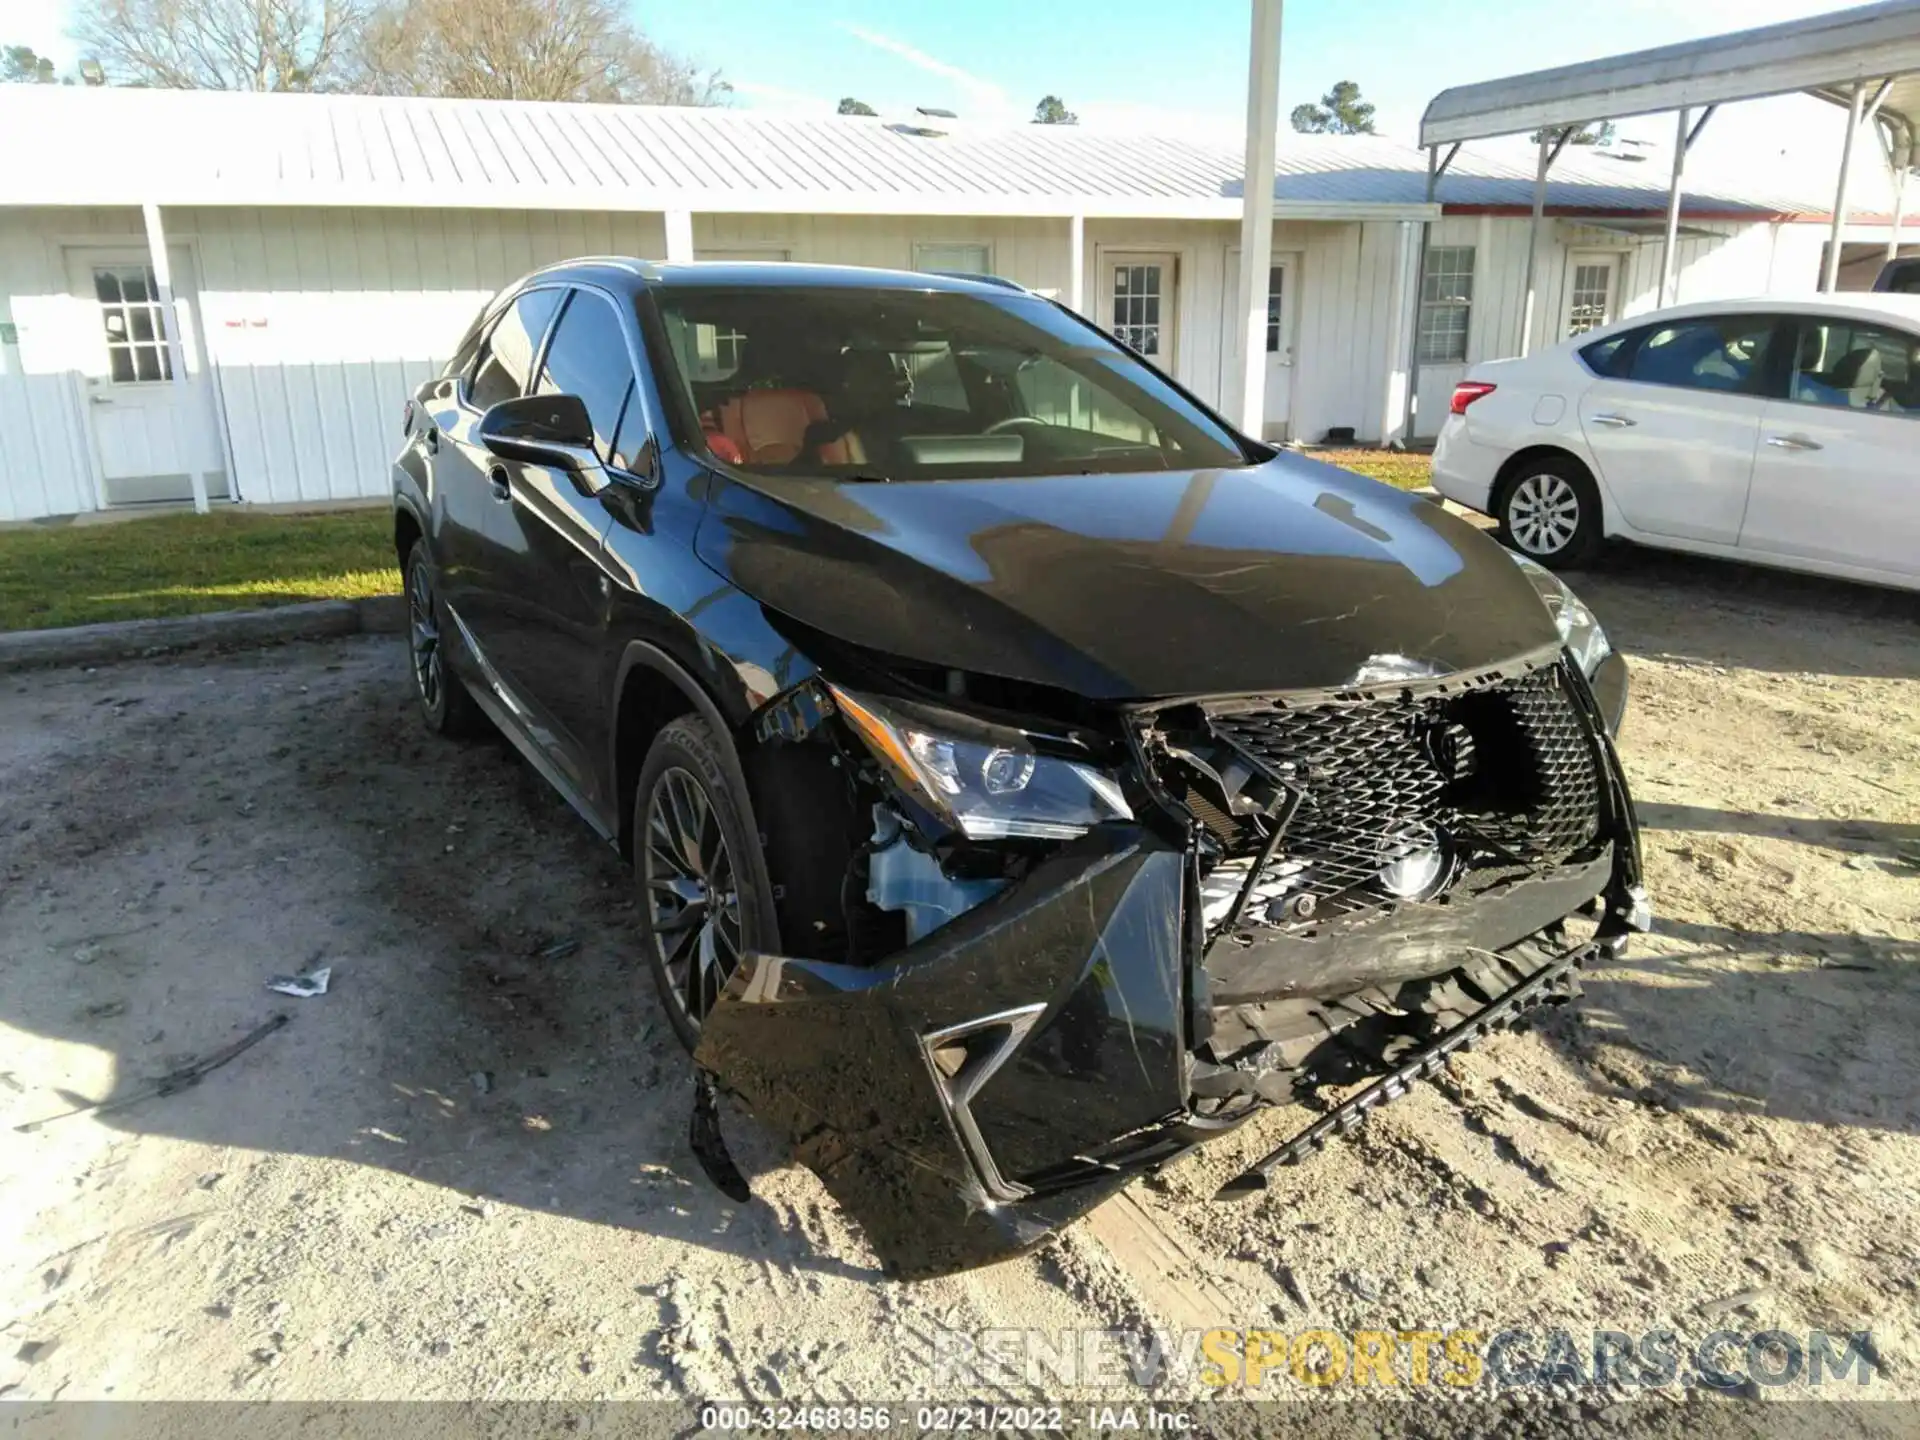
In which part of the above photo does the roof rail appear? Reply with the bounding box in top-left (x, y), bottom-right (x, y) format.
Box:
top-left (933, 271), bottom-right (1029, 292)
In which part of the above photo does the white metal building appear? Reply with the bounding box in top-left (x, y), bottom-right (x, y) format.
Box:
top-left (0, 86), bottom-right (1909, 521)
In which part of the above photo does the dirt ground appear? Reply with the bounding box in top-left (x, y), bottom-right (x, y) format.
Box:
top-left (2, 544), bottom-right (1916, 1422)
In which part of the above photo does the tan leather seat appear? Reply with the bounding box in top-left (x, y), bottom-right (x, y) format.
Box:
top-left (714, 389), bottom-right (863, 466)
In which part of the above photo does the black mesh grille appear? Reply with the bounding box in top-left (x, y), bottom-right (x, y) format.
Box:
top-left (1199, 665), bottom-right (1602, 926)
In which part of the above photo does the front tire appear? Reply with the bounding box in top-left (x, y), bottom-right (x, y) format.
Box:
top-left (1496, 455), bottom-right (1603, 567)
top-left (405, 541), bottom-right (487, 737)
top-left (634, 716), bottom-right (780, 1052)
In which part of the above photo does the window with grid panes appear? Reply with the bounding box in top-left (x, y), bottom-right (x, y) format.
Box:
top-left (1417, 246), bottom-right (1474, 364)
top-left (1111, 264), bottom-right (1164, 356)
top-left (93, 266), bottom-right (173, 383)
top-left (1566, 263), bottom-right (1615, 336)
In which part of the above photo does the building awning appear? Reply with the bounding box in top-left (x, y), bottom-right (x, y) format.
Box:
top-left (1569, 218), bottom-right (1728, 241)
top-left (1420, 0), bottom-right (1920, 150)
top-left (1414, 0), bottom-right (1920, 313)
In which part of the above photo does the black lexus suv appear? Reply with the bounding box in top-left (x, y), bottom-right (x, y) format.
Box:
top-left (393, 259), bottom-right (1646, 1278)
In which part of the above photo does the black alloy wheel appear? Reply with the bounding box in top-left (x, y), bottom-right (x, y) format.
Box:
top-left (634, 715), bottom-right (777, 1051)
top-left (405, 540), bottom-right (485, 735)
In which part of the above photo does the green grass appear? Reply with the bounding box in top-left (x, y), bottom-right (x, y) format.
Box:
top-left (1312, 448), bottom-right (1434, 491)
top-left (0, 453), bottom-right (1433, 633)
top-left (0, 508), bottom-right (400, 633)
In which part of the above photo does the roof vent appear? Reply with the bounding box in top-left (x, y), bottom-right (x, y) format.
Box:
top-left (888, 122), bottom-right (948, 139)
top-left (916, 106), bottom-right (958, 119)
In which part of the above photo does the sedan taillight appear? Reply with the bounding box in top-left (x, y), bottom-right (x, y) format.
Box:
top-left (402, 399), bottom-right (416, 437)
top-left (1450, 381), bottom-right (1497, 415)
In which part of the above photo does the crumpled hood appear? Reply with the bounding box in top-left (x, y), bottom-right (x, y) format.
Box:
top-left (695, 451), bottom-right (1559, 700)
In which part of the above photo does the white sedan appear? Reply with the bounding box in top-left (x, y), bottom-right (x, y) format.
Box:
top-left (1431, 294), bottom-right (1920, 590)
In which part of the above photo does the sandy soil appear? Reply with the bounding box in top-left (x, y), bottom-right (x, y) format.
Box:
top-left (2, 544), bottom-right (1916, 1420)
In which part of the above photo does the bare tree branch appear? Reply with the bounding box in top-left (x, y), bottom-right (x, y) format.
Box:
top-left (346, 0), bottom-right (727, 105)
top-left (70, 0), bottom-right (367, 90)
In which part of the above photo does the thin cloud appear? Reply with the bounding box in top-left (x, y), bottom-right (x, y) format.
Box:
top-left (837, 23), bottom-right (1016, 121)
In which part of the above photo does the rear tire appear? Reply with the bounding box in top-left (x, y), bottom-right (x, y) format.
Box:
top-left (1496, 455), bottom-right (1604, 568)
top-left (405, 541), bottom-right (487, 737)
top-left (634, 716), bottom-right (781, 1053)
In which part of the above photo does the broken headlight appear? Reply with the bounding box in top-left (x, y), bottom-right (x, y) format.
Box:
top-left (828, 686), bottom-right (1132, 841)
top-left (1512, 553), bottom-right (1611, 679)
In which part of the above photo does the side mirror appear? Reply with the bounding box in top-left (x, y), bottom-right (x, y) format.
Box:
top-left (477, 393), bottom-right (598, 472)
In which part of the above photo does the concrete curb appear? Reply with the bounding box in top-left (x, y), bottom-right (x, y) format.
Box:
top-left (0, 594), bottom-right (406, 672)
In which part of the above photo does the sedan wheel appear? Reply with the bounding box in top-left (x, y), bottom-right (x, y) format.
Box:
top-left (1496, 457), bottom-right (1603, 568)
top-left (1508, 472), bottom-right (1581, 556)
top-left (643, 766), bottom-right (744, 1031)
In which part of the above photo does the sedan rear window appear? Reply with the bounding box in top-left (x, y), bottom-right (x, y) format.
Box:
top-left (646, 285), bottom-right (1252, 479)
top-left (1622, 315), bottom-right (1776, 394)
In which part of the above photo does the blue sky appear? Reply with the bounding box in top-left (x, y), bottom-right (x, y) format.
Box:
top-left (7, 0), bottom-right (1864, 158)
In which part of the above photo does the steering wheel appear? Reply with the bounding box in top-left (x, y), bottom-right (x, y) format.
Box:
top-left (984, 416), bottom-right (1050, 435)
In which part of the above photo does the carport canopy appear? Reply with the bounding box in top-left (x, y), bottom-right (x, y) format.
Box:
top-left (1417, 0), bottom-right (1920, 353)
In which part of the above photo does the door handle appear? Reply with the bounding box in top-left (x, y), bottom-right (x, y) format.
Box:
top-left (1589, 413), bottom-right (1636, 428)
top-left (488, 465), bottom-right (512, 501)
top-left (1766, 434), bottom-right (1822, 452)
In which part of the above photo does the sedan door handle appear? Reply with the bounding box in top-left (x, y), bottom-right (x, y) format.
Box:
top-left (1589, 413), bottom-right (1636, 428)
top-left (488, 465), bottom-right (512, 501)
top-left (1766, 433), bottom-right (1822, 452)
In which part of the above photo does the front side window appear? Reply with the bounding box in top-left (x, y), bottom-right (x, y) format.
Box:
top-left (1623, 315), bottom-right (1776, 394)
top-left (649, 284), bottom-right (1249, 480)
top-left (1417, 246), bottom-right (1474, 364)
top-left (468, 287), bottom-right (564, 411)
top-left (536, 290), bottom-right (641, 466)
top-left (1787, 317), bottom-right (1920, 416)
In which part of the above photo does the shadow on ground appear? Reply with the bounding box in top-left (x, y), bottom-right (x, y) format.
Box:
top-left (0, 636), bottom-right (874, 1280)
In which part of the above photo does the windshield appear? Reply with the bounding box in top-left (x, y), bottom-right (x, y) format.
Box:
top-left (646, 284), bottom-right (1253, 480)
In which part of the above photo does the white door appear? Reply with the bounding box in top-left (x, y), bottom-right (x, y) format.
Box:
top-left (1564, 254), bottom-right (1621, 338)
top-left (1222, 249), bottom-right (1297, 439)
top-left (1575, 312), bottom-right (1776, 544)
top-left (64, 248), bottom-right (226, 506)
top-left (1102, 252), bottom-right (1178, 370)
top-left (1738, 313), bottom-right (1920, 579)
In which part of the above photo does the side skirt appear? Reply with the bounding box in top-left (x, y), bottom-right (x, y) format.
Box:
top-left (442, 603), bottom-right (617, 845)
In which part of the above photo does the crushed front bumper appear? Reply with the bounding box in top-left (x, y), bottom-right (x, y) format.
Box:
top-left (696, 667), bottom-right (1644, 1279)
top-left (695, 827), bottom-right (1214, 1278)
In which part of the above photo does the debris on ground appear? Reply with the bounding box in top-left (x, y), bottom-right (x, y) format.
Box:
top-left (12, 1014), bottom-right (290, 1133)
top-left (266, 965), bottom-right (332, 998)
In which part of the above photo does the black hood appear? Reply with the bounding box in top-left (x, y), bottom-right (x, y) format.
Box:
top-left (696, 452), bottom-right (1560, 701)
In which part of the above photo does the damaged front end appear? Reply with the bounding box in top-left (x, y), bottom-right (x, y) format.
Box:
top-left (694, 646), bottom-right (1645, 1279)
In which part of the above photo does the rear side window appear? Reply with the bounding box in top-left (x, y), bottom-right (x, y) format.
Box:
top-left (535, 290), bottom-right (641, 466)
top-left (1881, 260), bottom-right (1920, 294)
top-left (1578, 332), bottom-right (1633, 377)
top-left (1621, 315), bottom-right (1776, 394)
top-left (469, 287), bottom-right (564, 411)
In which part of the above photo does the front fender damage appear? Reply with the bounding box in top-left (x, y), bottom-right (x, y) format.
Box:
top-left (692, 825), bottom-right (1203, 1279)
